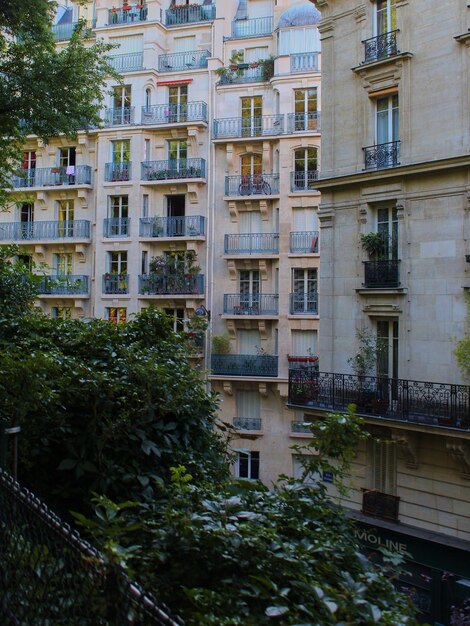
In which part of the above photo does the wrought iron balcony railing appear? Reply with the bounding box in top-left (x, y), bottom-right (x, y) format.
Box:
top-left (290, 170), bottom-right (319, 192)
top-left (290, 293), bottom-right (318, 315)
top-left (139, 273), bottom-right (205, 296)
top-left (231, 16), bottom-right (273, 38)
top-left (108, 52), bottom-right (143, 72)
top-left (158, 50), bottom-right (211, 72)
top-left (105, 162), bottom-right (132, 182)
top-left (103, 218), bottom-right (130, 238)
top-left (287, 112), bottom-right (321, 134)
top-left (364, 140), bottom-right (400, 170)
top-left (288, 371), bottom-right (470, 431)
top-left (225, 174), bottom-right (279, 196)
top-left (10, 166), bottom-right (92, 189)
top-left (362, 489), bottom-right (400, 523)
top-left (363, 260), bottom-right (400, 288)
top-left (37, 275), bottom-right (89, 296)
top-left (103, 274), bottom-right (129, 294)
top-left (141, 101), bottom-right (207, 125)
top-left (363, 30), bottom-right (399, 64)
top-left (291, 421), bottom-right (312, 434)
top-left (0, 220), bottom-right (90, 241)
top-left (224, 233), bottom-right (279, 255)
top-left (165, 3), bottom-right (215, 26)
top-left (290, 52), bottom-right (319, 73)
top-left (211, 354), bottom-right (278, 377)
top-left (139, 215), bottom-right (205, 238)
top-left (108, 5), bottom-right (148, 25)
top-left (102, 107), bottom-right (135, 126)
top-left (233, 417), bottom-right (262, 431)
top-left (218, 65), bottom-right (265, 85)
top-left (223, 294), bottom-right (279, 316)
top-left (141, 158), bottom-right (206, 181)
top-left (290, 231), bottom-right (319, 254)
top-left (213, 115), bottom-right (284, 139)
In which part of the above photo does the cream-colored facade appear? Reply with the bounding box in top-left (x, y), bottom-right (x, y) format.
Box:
top-left (288, 0), bottom-right (470, 621)
top-left (3, 0), bottom-right (322, 485)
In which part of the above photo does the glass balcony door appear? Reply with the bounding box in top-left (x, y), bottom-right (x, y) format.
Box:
top-left (113, 85), bottom-right (132, 125)
top-left (58, 200), bottom-right (74, 237)
top-left (112, 140), bottom-right (131, 164)
top-left (239, 270), bottom-right (260, 311)
top-left (241, 96), bottom-right (262, 137)
top-left (292, 268), bottom-right (317, 312)
top-left (375, 0), bottom-right (397, 36)
top-left (55, 253), bottom-right (73, 277)
top-left (376, 94), bottom-right (399, 145)
top-left (168, 85), bottom-right (188, 122)
top-left (19, 202), bottom-right (34, 239)
top-left (294, 88), bottom-right (318, 131)
top-left (377, 206), bottom-right (398, 259)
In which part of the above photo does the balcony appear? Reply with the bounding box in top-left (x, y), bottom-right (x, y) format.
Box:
top-left (108, 5), bottom-right (148, 25)
top-left (213, 115), bottom-right (284, 139)
top-left (290, 231), bottom-right (319, 254)
top-left (288, 371), bottom-right (470, 431)
top-left (10, 166), bottom-right (92, 189)
top-left (230, 16), bottom-right (273, 39)
top-left (363, 260), bottom-right (400, 288)
top-left (224, 174), bottom-right (279, 197)
top-left (139, 274), bottom-right (205, 296)
top-left (0, 220), bottom-right (90, 242)
top-left (37, 275), bottom-right (89, 296)
top-left (290, 171), bottom-right (319, 192)
top-left (165, 3), bottom-right (215, 26)
top-left (105, 162), bottom-right (132, 182)
top-left (141, 159), bottom-right (205, 182)
top-left (223, 294), bottom-right (279, 316)
top-left (139, 215), bottom-right (205, 238)
top-left (158, 50), bottom-right (211, 72)
top-left (218, 65), bottom-right (265, 85)
top-left (141, 102), bottom-right (207, 125)
top-left (211, 354), bottom-right (278, 377)
top-left (289, 293), bottom-right (318, 315)
top-left (287, 112), bottom-right (321, 134)
top-left (291, 421), bottom-right (312, 434)
top-left (103, 218), bottom-right (130, 238)
top-left (224, 233), bottom-right (279, 255)
top-left (288, 356), bottom-right (319, 371)
top-left (362, 490), bottom-right (400, 523)
top-left (290, 52), bottom-right (319, 73)
top-left (103, 274), bottom-right (129, 295)
top-left (102, 107), bottom-right (135, 127)
top-left (108, 52), bottom-right (143, 72)
top-left (233, 417), bottom-right (262, 431)
top-left (363, 30), bottom-right (399, 64)
top-left (364, 141), bottom-right (400, 170)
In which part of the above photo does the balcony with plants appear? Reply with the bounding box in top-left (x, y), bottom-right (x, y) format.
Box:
top-left (223, 294), bottom-right (279, 317)
top-left (224, 233), bottom-right (279, 256)
top-left (211, 337), bottom-right (278, 378)
top-left (10, 166), bottom-right (92, 189)
top-left (0, 220), bottom-right (90, 242)
top-left (108, 4), bottom-right (148, 25)
top-left (165, 3), bottom-right (216, 26)
top-left (224, 174), bottom-right (279, 197)
top-left (139, 215), bottom-right (205, 239)
top-left (139, 252), bottom-right (204, 297)
top-left (37, 275), bottom-right (89, 296)
top-left (102, 273), bottom-right (129, 294)
top-left (105, 162), bottom-right (132, 182)
top-left (141, 102), bottom-right (207, 125)
top-left (141, 158), bottom-right (205, 182)
top-left (290, 231), bottom-right (319, 254)
top-left (158, 50), bottom-right (211, 72)
top-left (360, 232), bottom-right (400, 289)
top-left (215, 52), bottom-right (274, 86)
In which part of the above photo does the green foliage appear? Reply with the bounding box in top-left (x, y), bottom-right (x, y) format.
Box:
top-left (348, 328), bottom-right (386, 377)
top-left (0, 244), bottom-right (39, 317)
top-left (360, 232), bottom-right (389, 260)
top-left (455, 291), bottom-right (470, 381)
top-left (212, 333), bottom-right (231, 354)
top-left (259, 57), bottom-right (274, 81)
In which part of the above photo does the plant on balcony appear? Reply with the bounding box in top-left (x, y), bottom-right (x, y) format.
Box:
top-left (348, 328), bottom-right (387, 378)
top-left (259, 56), bottom-right (274, 81)
top-left (360, 232), bottom-right (389, 260)
top-left (212, 334), bottom-right (231, 354)
top-left (214, 50), bottom-right (244, 82)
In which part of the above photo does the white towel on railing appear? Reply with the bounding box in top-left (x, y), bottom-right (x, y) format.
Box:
top-left (66, 165), bottom-right (75, 175)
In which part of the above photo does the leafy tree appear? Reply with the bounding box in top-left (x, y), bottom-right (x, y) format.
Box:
top-left (0, 244), bottom-right (39, 317)
top-left (455, 292), bottom-right (470, 381)
top-left (0, 0), bottom-right (115, 206)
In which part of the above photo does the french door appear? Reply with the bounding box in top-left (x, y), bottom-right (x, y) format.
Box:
top-left (241, 96), bottom-right (262, 137)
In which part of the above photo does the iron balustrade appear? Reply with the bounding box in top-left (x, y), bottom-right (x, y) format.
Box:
top-left (108, 52), bottom-right (143, 72)
top-left (225, 174), bottom-right (279, 196)
top-left (105, 162), bottom-right (132, 182)
top-left (233, 417), bottom-right (262, 431)
top-left (290, 52), bottom-right (319, 73)
top-left (213, 114), bottom-right (284, 138)
top-left (224, 233), bottom-right (279, 255)
top-left (288, 371), bottom-right (470, 430)
top-left (363, 30), bottom-right (399, 63)
top-left (211, 354), bottom-right (278, 377)
top-left (363, 260), bottom-right (400, 288)
top-left (364, 140), bottom-right (400, 170)
top-left (141, 158), bottom-right (206, 181)
top-left (37, 275), bottom-right (89, 296)
top-left (290, 231), bottom-right (319, 254)
top-left (289, 292), bottom-right (318, 315)
top-left (108, 5), bottom-right (148, 24)
top-left (141, 101), bottom-right (207, 124)
top-left (139, 273), bottom-right (205, 296)
top-left (102, 107), bottom-right (135, 126)
top-left (291, 421), bottom-right (313, 434)
top-left (231, 16), bottom-right (273, 38)
top-left (104, 217), bottom-right (130, 238)
top-left (158, 50), bottom-right (211, 72)
top-left (165, 3), bottom-right (215, 25)
top-left (288, 356), bottom-right (319, 371)
top-left (223, 293), bottom-right (279, 316)
top-left (287, 112), bottom-right (321, 133)
top-left (0, 220), bottom-right (90, 241)
top-left (290, 170), bottom-right (319, 191)
top-left (10, 165), bottom-right (92, 188)
top-left (140, 215), bottom-right (205, 238)
top-left (218, 65), bottom-right (264, 85)
top-left (103, 274), bottom-right (129, 294)
top-left (362, 489), bottom-right (400, 523)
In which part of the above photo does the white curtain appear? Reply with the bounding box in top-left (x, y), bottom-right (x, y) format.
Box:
top-left (278, 27), bottom-right (320, 55)
top-left (236, 390), bottom-right (260, 418)
top-left (291, 330), bottom-right (317, 356)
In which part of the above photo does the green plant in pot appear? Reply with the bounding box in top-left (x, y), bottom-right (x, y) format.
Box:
top-left (360, 232), bottom-right (389, 260)
top-left (212, 334), bottom-right (231, 354)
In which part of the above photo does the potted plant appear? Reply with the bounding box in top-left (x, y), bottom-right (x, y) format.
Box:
top-left (212, 334), bottom-right (231, 354)
top-left (259, 57), bottom-right (274, 81)
top-left (360, 232), bottom-right (388, 260)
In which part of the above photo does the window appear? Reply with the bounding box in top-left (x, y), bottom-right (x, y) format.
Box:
top-left (174, 35), bottom-right (196, 52)
top-left (236, 390), bottom-right (260, 421)
top-left (164, 308), bottom-right (185, 332)
top-left (238, 329), bottom-right (261, 355)
top-left (17, 254), bottom-right (32, 270)
top-left (168, 85), bottom-right (188, 122)
top-left (370, 439), bottom-right (396, 494)
top-left (376, 94), bottom-right (399, 146)
top-left (236, 451), bottom-right (260, 480)
top-left (58, 147), bottom-right (76, 168)
top-left (112, 140), bottom-right (131, 163)
top-left (241, 153), bottom-right (262, 178)
top-left (241, 96), bottom-right (262, 137)
top-left (57, 200), bottom-right (74, 237)
top-left (19, 202), bottom-right (34, 223)
top-left (107, 196), bottom-right (129, 237)
top-left (376, 320), bottom-right (399, 379)
top-left (377, 206), bottom-right (398, 259)
top-left (52, 307), bottom-right (72, 320)
top-left (167, 139), bottom-right (187, 162)
top-left (278, 27), bottom-right (320, 55)
top-left (239, 210), bottom-right (262, 235)
top-left (239, 270), bottom-right (260, 311)
top-left (245, 47), bottom-right (269, 62)
top-left (54, 253), bottom-right (73, 276)
top-left (291, 269), bottom-right (318, 314)
top-left (291, 330), bottom-right (318, 359)
top-left (107, 307), bottom-right (127, 324)
top-left (141, 250), bottom-right (148, 274)
top-left (144, 87), bottom-right (151, 110)
top-left (142, 194), bottom-right (149, 218)
top-left (108, 251), bottom-right (128, 275)
top-left (21, 151), bottom-right (36, 170)
top-left (294, 89), bottom-right (318, 131)
top-left (293, 147), bottom-right (318, 190)
top-left (375, 0), bottom-right (397, 36)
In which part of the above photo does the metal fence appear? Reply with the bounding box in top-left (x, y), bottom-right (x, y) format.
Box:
top-left (0, 470), bottom-right (183, 626)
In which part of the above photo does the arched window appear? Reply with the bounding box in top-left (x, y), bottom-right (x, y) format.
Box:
top-left (144, 88), bottom-right (152, 111)
top-left (292, 147), bottom-right (318, 191)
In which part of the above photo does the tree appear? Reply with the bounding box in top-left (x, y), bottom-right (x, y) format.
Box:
top-left (0, 0), bottom-right (115, 206)
top-left (455, 291), bottom-right (470, 381)
top-left (0, 244), bottom-right (39, 317)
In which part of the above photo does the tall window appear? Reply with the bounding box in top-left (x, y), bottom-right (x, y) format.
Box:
top-left (168, 85), bottom-right (188, 121)
top-left (112, 140), bottom-right (131, 163)
top-left (238, 329), bottom-right (261, 355)
top-left (58, 200), bottom-right (74, 237)
top-left (52, 307), bottom-right (72, 320)
top-left (239, 270), bottom-right (260, 310)
top-left (108, 251), bottom-right (128, 275)
top-left (377, 206), bottom-right (398, 259)
top-left (292, 268), bottom-right (318, 314)
top-left (370, 439), bottom-right (397, 495)
top-left (112, 86), bottom-right (132, 124)
top-left (164, 308), bottom-right (185, 332)
top-left (241, 96), bottom-right (262, 137)
top-left (293, 147), bottom-right (318, 191)
top-left (241, 154), bottom-right (262, 178)
top-left (108, 196), bottom-right (129, 237)
top-left (144, 87), bottom-right (151, 110)
top-left (58, 147), bottom-right (76, 167)
top-left (376, 94), bottom-right (399, 145)
top-left (294, 89), bottom-right (318, 131)
top-left (376, 320), bottom-right (399, 379)
top-left (236, 451), bottom-right (260, 480)
top-left (20, 203), bottom-right (34, 223)
top-left (236, 390), bottom-right (260, 430)
top-left (375, 0), bottom-right (397, 35)
top-left (54, 253), bottom-right (73, 276)
top-left (168, 139), bottom-right (187, 162)
top-left (107, 307), bottom-right (127, 324)
top-left (21, 151), bottom-right (36, 170)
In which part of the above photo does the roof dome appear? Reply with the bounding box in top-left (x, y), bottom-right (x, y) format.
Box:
top-left (278, 2), bottom-right (321, 28)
